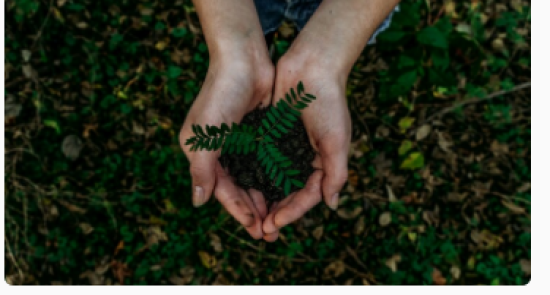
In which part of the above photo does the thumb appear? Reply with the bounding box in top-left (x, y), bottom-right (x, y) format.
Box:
top-left (189, 152), bottom-right (218, 207)
top-left (319, 138), bottom-right (349, 211)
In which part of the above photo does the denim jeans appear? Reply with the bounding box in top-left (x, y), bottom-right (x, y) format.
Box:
top-left (253, 0), bottom-right (399, 45)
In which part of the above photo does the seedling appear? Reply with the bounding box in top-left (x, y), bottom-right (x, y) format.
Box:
top-left (185, 81), bottom-right (316, 196)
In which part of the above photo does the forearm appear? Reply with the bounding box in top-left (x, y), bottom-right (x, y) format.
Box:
top-left (287, 0), bottom-right (400, 76)
top-left (192, 0), bottom-right (269, 63)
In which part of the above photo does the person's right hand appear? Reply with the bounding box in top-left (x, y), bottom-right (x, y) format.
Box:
top-left (179, 54), bottom-right (274, 240)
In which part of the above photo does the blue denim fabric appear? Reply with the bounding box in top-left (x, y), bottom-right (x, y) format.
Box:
top-left (253, 0), bottom-right (399, 45)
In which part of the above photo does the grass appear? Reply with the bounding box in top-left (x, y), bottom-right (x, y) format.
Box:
top-left (4, 0), bottom-right (530, 285)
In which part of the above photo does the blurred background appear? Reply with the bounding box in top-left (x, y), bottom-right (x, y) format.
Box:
top-left (4, 0), bottom-right (530, 285)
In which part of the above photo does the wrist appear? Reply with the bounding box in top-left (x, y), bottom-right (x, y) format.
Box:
top-left (280, 41), bottom-right (350, 85)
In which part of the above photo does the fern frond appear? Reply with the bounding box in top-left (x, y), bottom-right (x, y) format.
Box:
top-left (257, 142), bottom-right (305, 196)
top-left (185, 122), bottom-right (256, 154)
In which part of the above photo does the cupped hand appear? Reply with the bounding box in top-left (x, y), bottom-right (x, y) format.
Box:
top-left (179, 56), bottom-right (274, 240)
top-left (262, 53), bottom-right (352, 242)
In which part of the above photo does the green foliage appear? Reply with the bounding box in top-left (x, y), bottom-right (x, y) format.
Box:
top-left (185, 82), bottom-right (316, 195)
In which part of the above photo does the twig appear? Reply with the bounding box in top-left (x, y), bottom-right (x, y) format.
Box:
top-left (30, 0), bottom-right (54, 51)
top-left (419, 82), bottom-right (531, 127)
top-left (345, 245), bottom-right (369, 271)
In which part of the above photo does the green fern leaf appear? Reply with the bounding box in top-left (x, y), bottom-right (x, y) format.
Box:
top-left (272, 129), bottom-right (281, 139)
top-left (271, 106), bottom-right (281, 118)
top-left (286, 170), bottom-right (300, 176)
top-left (285, 94), bottom-right (292, 104)
top-left (270, 166), bottom-right (278, 180)
top-left (295, 101), bottom-right (308, 110)
top-left (291, 88), bottom-right (297, 102)
top-left (291, 179), bottom-right (305, 188)
top-left (305, 93), bottom-right (316, 100)
top-left (275, 172), bottom-right (284, 187)
top-left (284, 179), bottom-right (291, 196)
top-left (297, 81), bottom-right (305, 95)
top-left (280, 160), bottom-right (292, 168)
top-left (275, 124), bottom-right (288, 134)
top-left (267, 112), bottom-right (276, 124)
top-left (262, 119), bottom-right (270, 130)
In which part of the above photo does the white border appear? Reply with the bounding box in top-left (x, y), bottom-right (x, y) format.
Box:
top-left (1, 0), bottom-right (541, 292)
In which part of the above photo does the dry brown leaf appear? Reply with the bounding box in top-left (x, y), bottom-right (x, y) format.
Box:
top-left (437, 131), bottom-right (453, 153)
top-left (21, 49), bottom-right (31, 62)
top-left (385, 254), bottom-right (401, 272)
top-left (416, 124), bottom-right (432, 141)
top-left (520, 259), bottom-right (531, 275)
top-left (386, 185), bottom-right (397, 202)
top-left (337, 206), bottom-right (363, 220)
top-left (324, 260), bottom-right (345, 278)
top-left (5, 94), bottom-right (22, 119)
top-left (450, 265), bottom-right (461, 280)
top-left (379, 212), bottom-right (392, 227)
top-left (501, 200), bottom-right (526, 214)
top-left (58, 199), bottom-right (87, 214)
top-left (209, 233), bottom-right (223, 253)
top-left (198, 251), bottom-right (216, 269)
top-left (432, 267), bottom-right (447, 285)
top-left (312, 226), bottom-right (324, 240)
top-left (79, 223), bottom-right (94, 235)
top-left (62, 135), bottom-right (83, 160)
top-left (354, 216), bottom-right (366, 235)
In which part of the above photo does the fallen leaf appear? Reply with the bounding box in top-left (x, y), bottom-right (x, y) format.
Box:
top-left (312, 226), bottom-right (324, 240)
top-left (209, 233), bottom-right (223, 253)
top-left (379, 212), bottom-right (392, 227)
top-left (386, 185), bottom-right (397, 203)
top-left (385, 254), bottom-right (401, 272)
top-left (198, 251), bottom-right (216, 269)
top-left (44, 119), bottom-right (62, 134)
top-left (57, 199), bottom-right (87, 214)
top-left (432, 267), bottom-right (447, 285)
top-left (398, 140), bottom-right (413, 155)
top-left (22, 64), bottom-right (33, 78)
top-left (21, 49), bottom-right (31, 62)
top-left (79, 223), bottom-right (94, 235)
top-left (400, 152), bottom-right (425, 170)
top-left (62, 135), bottom-right (83, 160)
top-left (415, 124), bottom-right (432, 141)
top-left (337, 206), bottom-right (363, 220)
top-left (324, 260), bottom-right (345, 278)
top-left (5, 95), bottom-right (22, 119)
top-left (501, 200), bottom-right (526, 214)
top-left (450, 266), bottom-right (461, 280)
top-left (398, 117), bottom-right (415, 131)
top-left (520, 259), bottom-right (530, 275)
top-left (437, 131), bottom-right (453, 153)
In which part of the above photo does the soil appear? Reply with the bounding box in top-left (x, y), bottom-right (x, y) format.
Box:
top-left (219, 107), bottom-right (316, 202)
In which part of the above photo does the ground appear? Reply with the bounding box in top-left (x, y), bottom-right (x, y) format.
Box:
top-left (4, 0), bottom-right (530, 285)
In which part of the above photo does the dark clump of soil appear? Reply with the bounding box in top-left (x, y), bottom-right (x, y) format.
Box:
top-left (219, 107), bottom-right (316, 202)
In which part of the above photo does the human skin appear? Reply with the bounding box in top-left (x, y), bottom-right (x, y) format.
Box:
top-left (180, 0), bottom-right (400, 242)
top-left (179, 0), bottom-right (274, 240)
top-left (261, 0), bottom-right (401, 242)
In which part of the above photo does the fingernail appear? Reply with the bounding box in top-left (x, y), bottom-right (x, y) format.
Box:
top-left (329, 193), bottom-right (339, 211)
top-left (193, 186), bottom-right (205, 207)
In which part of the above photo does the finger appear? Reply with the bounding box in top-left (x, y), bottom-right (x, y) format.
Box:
top-left (263, 231), bottom-right (279, 243)
top-left (273, 170), bottom-right (323, 229)
top-left (311, 153), bottom-right (323, 170)
top-left (214, 164), bottom-right (263, 239)
top-left (262, 200), bottom-right (283, 235)
top-left (188, 153), bottom-right (218, 208)
top-left (248, 189), bottom-right (267, 219)
top-left (319, 137), bottom-right (349, 211)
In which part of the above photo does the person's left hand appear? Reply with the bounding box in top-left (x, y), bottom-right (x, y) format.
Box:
top-left (261, 51), bottom-right (352, 242)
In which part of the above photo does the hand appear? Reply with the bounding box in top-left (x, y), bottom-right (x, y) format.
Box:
top-left (179, 55), bottom-right (274, 240)
top-left (261, 52), bottom-right (352, 242)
